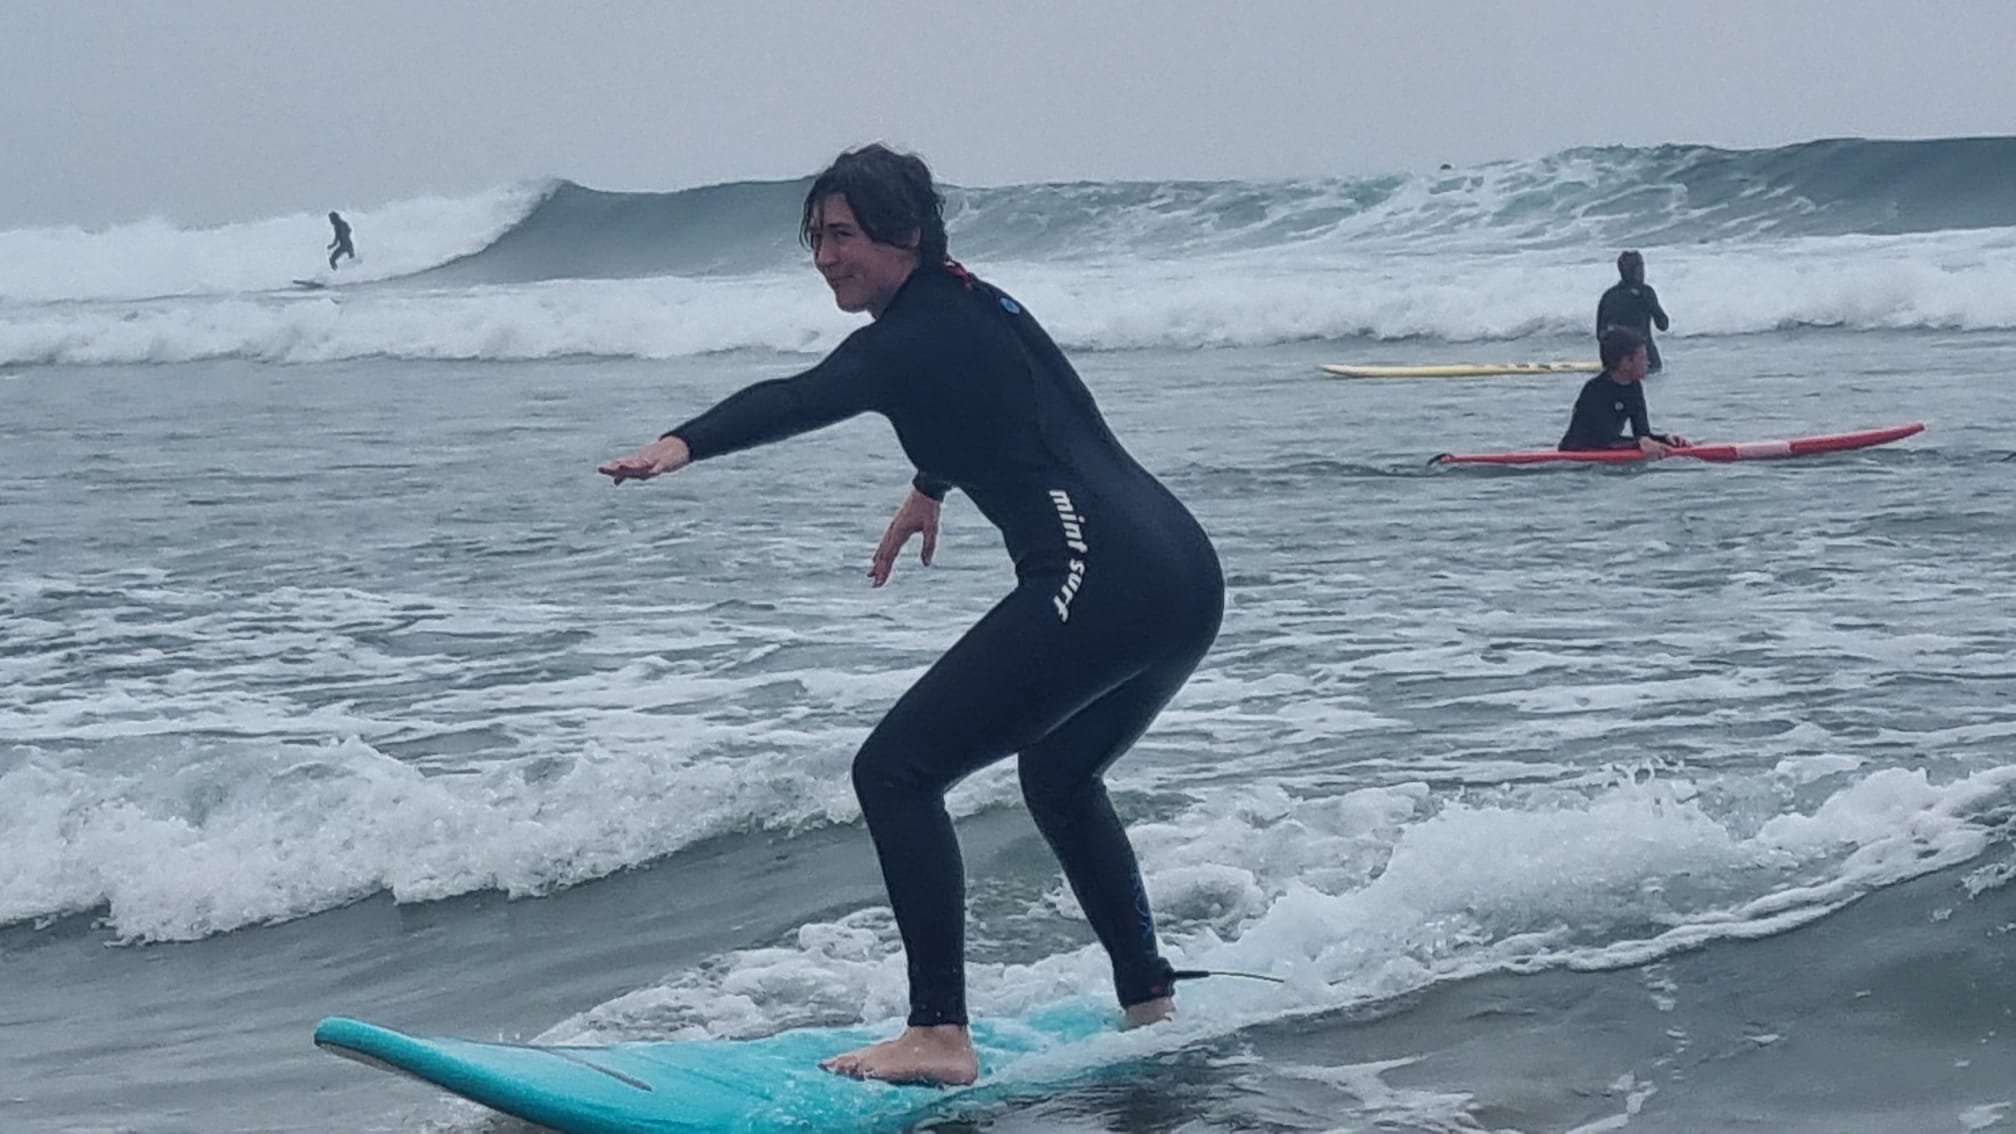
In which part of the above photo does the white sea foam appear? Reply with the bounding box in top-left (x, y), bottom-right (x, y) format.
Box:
top-left (541, 762), bottom-right (2016, 1048)
top-left (5, 226), bottom-right (2015, 368)
top-left (0, 183), bottom-right (548, 303)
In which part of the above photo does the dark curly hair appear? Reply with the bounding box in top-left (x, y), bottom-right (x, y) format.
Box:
top-left (800, 144), bottom-right (949, 267)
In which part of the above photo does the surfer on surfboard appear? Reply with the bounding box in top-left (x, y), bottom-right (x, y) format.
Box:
top-left (327, 211), bottom-right (356, 270)
top-left (598, 144), bottom-right (1223, 1087)
top-left (1559, 327), bottom-right (1690, 455)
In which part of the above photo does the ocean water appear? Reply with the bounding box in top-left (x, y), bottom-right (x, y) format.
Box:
top-left (3, 138), bottom-right (2015, 1133)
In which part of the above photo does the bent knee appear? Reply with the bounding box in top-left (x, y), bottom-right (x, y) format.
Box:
top-left (851, 737), bottom-right (952, 808)
top-left (1018, 765), bottom-right (1106, 823)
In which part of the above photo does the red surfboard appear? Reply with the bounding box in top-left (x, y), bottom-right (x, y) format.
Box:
top-left (1431, 423), bottom-right (1925, 466)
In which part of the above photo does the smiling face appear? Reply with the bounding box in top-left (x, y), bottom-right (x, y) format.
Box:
top-left (807, 194), bottom-right (919, 317)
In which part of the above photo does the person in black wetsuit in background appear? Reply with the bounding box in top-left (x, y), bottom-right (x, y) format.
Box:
top-left (597, 144), bottom-right (1224, 1087)
top-left (327, 212), bottom-right (355, 270)
top-left (1596, 250), bottom-right (1670, 372)
top-left (1560, 327), bottom-right (1690, 455)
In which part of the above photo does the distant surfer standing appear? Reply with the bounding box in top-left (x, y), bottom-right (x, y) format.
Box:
top-left (1596, 250), bottom-right (1669, 372)
top-left (326, 211), bottom-right (356, 270)
top-left (598, 144), bottom-right (1223, 1087)
top-left (1560, 327), bottom-right (1688, 454)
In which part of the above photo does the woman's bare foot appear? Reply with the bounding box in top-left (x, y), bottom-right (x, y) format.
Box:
top-left (1123, 996), bottom-right (1175, 1029)
top-left (819, 1024), bottom-right (978, 1086)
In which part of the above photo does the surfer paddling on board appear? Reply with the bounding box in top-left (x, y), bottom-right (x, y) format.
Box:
top-left (327, 211), bottom-right (356, 270)
top-left (598, 144), bottom-right (1223, 1087)
top-left (1559, 327), bottom-right (1690, 455)
top-left (1596, 250), bottom-right (1670, 372)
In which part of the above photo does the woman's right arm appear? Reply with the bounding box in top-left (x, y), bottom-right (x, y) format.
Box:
top-left (668, 341), bottom-right (888, 462)
top-left (597, 332), bottom-right (893, 483)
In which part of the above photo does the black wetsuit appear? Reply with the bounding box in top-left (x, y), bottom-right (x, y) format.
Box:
top-left (667, 266), bottom-right (1224, 1027)
top-left (1596, 281), bottom-right (1669, 371)
top-left (328, 217), bottom-right (355, 270)
top-left (1560, 371), bottom-right (1673, 450)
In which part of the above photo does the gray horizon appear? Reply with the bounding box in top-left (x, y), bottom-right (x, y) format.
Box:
top-left (6, 0), bottom-right (2013, 228)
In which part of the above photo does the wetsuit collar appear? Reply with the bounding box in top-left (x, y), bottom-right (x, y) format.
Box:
top-left (874, 264), bottom-right (961, 320)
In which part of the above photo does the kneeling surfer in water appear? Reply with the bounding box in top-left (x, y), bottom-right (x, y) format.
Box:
top-left (1559, 327), bottom-right (1690, 455)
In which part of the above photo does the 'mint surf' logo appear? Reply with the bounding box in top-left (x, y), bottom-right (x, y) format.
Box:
top-left (1049, 489), bottom-right (1088, 622)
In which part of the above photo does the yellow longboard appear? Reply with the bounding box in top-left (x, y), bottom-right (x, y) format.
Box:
top-left (1319, 361), bottom-right (1600, 379)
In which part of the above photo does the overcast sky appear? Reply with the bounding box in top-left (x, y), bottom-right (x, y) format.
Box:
top-left (7, 0), bottom-right (2014, 228)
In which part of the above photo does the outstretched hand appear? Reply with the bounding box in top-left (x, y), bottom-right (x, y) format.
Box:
top-left (869, 489), bottom-right (941, 587)
top-left (598, 436), bottom-right (691, 484)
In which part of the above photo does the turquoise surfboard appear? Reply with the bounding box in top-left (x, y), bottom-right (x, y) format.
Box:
top-left (316, 999), bottom-right (1124, 1133)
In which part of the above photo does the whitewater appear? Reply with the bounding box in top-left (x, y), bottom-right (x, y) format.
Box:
top-left (4, 137), bottom-right (2016, 368)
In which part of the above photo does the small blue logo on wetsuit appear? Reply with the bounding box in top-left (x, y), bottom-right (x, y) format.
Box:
top-left (1000, 296), bottom-right (1022, 315)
